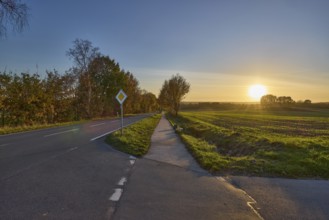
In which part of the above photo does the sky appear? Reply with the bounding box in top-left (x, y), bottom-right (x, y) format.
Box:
top-left (1, 0), bottom-right (329, 102)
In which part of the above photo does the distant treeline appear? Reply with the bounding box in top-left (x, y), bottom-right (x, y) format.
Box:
top-left (181, 102), bottom-right (248, 111)
top-left (181, 101), bottom-right (329, 111)
top-left (0, 40), bottom-right (158, 127)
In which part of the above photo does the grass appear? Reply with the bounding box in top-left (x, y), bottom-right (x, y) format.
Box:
top-left (168, 108), bottom-right (329, 178)
top-left (0, 120), bottom-right (87, 135)
top-left (105, 114), bottom-right (161, 156)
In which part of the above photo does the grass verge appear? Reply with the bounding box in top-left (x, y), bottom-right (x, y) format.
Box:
top-left (0, 120), bottom-right (87, 135)
top-left (105, 114), bottom-right (161, 156)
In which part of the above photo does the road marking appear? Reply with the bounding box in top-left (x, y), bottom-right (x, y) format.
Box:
top-left (118, 177), bottom-right (127, 186)
top-left (44, 128), bottom-right (79, 137)
top-left (130, 160), bottom-right (135, 165)
top-left (0, 143), bottom-right (10, 147)
top-left (216, 177), bottom-right (264, 220)
top-left (90, 123), bottom-right (106, 128)
top-left (129, 155), bottom-right (136, 160)
top-left (90, 120), bottom-right (142, 141)
top-left (66, 147), bottom-right (79, 152)
top-left (90, 128), bottom-right (121, 141)
top-left (109, 188), bottom-right (123, 201)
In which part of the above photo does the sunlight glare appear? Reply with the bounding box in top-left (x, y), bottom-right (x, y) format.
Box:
top-left (248, 84), bottom-right (267, 100)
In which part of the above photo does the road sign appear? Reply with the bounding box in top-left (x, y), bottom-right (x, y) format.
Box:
top-left (116, 89), bottom-right (127, 104)
top-left (116, 89), bottom-right (127, 135)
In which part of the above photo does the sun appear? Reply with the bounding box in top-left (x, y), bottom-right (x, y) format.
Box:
top-left (248, 84), bottom-right (267, 100)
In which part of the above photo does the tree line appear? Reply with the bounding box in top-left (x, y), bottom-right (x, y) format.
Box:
top-left (260, 94), bottom-right (312, 106)
top-left (1, 1), bottom-right (192, 125)
top-left (0, 39), bottom-right (158, 127)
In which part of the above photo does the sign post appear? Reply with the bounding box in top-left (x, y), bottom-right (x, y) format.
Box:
top-left (115, 89), bottom-right (127, 135)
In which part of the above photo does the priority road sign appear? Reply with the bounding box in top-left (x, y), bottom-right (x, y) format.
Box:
top-left (116, 89), bottom-right (127, 135)
top-left (116, 89), bottom-right (127, 104)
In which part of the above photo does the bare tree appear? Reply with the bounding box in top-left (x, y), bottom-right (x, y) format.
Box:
top-left (0, 0), bottom-right (29, 37)
top-left (66, 39), bottom-right (100, 118)
top-left (159, 73), bottom-right (190, 116)
top-left (66, 39), bottom-right (100, 73)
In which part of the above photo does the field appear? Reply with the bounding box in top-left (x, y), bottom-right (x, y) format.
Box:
top-left (168, 108), bottom-right (329, 178)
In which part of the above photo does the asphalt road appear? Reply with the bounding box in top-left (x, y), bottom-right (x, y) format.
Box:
top-left (227, 176), bottom-right (329, 220)
top-left (0, 115), bottom-right (150, 219)
top-left (113, 115), bottom-right (261, 220)
top-left (2, 114), bottom-right (328, 220)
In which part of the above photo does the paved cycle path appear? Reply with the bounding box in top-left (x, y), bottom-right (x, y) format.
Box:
top-left (144, 115), bottom-right (204, 172)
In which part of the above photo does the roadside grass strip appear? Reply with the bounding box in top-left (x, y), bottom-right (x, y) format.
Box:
top-left (105, 114), bottom-right (161, 157)
top-left (0, 120), bottom-right (87, 135)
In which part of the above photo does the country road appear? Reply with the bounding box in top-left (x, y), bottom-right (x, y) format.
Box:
top-left (2, 113), bottom-right (328, 220)
top-left (1, 114), bottom-right (261, 220)
top-left (0, 115), bottom-right (150, 219)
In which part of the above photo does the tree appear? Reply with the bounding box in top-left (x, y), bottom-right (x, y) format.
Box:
top-left (0, 72), bottom-right (12, 126)
top-left (66, 39), bottom-right (100, 73)
top-left (86, 55), bottom-right (123, 117)
top-left (3, 73), bottom-right (44, 125)
top-left (66, 39), bottom-right (101, 118)
top-left (42, 70), bottom-right (76, 123)
top-left (0, 0), bottom-right (29, 37)
top-left (140, 90), bottom-right (158, 113)
top-left (159, 74), bottom-right (190, 116)
top-left (260, 94), bottom-right (277, 106)
top-left (304, 99), bottom-right (312, 104)
top-left (277, 96), bottom-right (294, 105)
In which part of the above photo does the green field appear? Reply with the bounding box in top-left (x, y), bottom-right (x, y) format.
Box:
top-left (168, 108), bottom-right (329, 178)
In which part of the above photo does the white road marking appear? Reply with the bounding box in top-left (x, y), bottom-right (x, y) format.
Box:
top-left (129, 155), bottom-right (137, 160)
top-left (216, 177), bottom-right (264, 220)
top-left (109, 188), bottom-right (123, 201)
top-left (90, 120), bottom-right (142, 141)
top-left (67, 147), bottom-right (79, 152)
top-left (44, 128), bottom-right (79, 137)
top-left (90, 128), bottom-right (121, 141)
top-left (118, 177), bottom-right (127, 186)
top-left (129, 160), bottom-right (135, 165)
top-left (90, 123), bottom-right (106, 128)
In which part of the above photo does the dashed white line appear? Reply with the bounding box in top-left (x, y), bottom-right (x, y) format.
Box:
top-left (44, 128), bottom-right (79, 137)
top-left (90, 123), bottom-right (106, 128)
top-left (109, 188), bottom-right (123, 201)
top-left (129, 160), bottom-right (135, 165)
top-left (129, 155), bottom-right (137, 160)
top-left (118, 177), bottom-right (127, 186)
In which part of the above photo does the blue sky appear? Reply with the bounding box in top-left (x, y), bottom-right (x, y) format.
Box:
top-left (1, 0), bottom-right (329, 102)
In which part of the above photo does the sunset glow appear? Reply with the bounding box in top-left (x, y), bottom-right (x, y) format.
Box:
top-left (248, 84), bottom-right (267, 101)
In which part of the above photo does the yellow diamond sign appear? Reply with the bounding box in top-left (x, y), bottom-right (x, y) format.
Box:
top-left (116, 89), bottom-right (127, 104)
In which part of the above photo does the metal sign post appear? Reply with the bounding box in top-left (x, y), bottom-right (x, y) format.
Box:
top-left (115, 89), bottom-right (127, 135)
